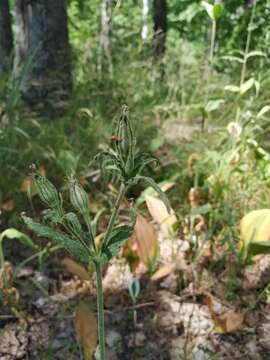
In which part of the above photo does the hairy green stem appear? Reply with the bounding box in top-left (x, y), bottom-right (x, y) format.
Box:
top-left (94, 182), bottom-right (127, 360)
top-left (95, 262), bottom-right (106, 360)
top-left (102, 182), bottom-right (127, 248)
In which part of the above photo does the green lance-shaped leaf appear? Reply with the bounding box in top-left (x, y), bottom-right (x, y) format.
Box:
top-left (131, 176), bottom-right (171, 212)
top-left (132, 152), bottom-right (159, 177)
top-left (22, 215), bottom-right (90, 262)
top-left (128, 278), bottom-right (140, 301)
top-left (64, 212), bottom-right (84, 238)
top-left (202, 1), bottom-right (214, 20)
top-left (0, 228), bottom-right (37, 249)
top-left (248, 241), bottom-right (270, 257)
top-left (101, 225), bottom-right (134, 261)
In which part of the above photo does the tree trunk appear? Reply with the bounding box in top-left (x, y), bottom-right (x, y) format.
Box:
top-left (0, 0), bottom-right (13, 74)
top-left (153, 0), bottom-right (167, 60)
top-left (141, 0), bottom-right (149, 40)
top-left (13, 0), bottom-right (71, 105)
top-left (99, 0), bottom-right (112, 74)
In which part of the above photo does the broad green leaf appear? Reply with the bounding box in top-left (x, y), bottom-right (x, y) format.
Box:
top-left (206, 99), bottom-right (225, 113)
top-left (246, 51), bottom-right (266, 59)
top-left (102, 225), bottom-right (134, 261)
top-left (22, 215), bottom-right (89, 262)
top-left (201, 1), bottom-right (214, 20)
top-left (220, 55), bottom-right (244, 64)
top-left (213, 3), bottom-right (223, 19)
top-left (190, 203), bottom-right (212, 215)
top-left (224, 85), bottom-right (240, 93)
top-left (240, 78), bottom-right (254, 95)
top-left (257, 105), bottom-right (270, 118)
top-left (0, 228), bottom-right (36, 249)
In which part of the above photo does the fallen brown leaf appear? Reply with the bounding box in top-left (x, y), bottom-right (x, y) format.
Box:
top-left (151, 263), bottom-right (175, 281)
top-left (134, 213), bottom-right (159, 268)
top-left (62, 258), bottom-right (91, 282)
top-left (204, 294), bottom-right (244, 333)
top-left (74, 302), bottom-right (97, 359)
top-left (145, 195), bottom-right (177, 235)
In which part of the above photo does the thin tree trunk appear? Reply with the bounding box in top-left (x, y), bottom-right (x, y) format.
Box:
top-left (141, 0), bottom-right (149, 40)
top-left (13, 0), bottom-right (71, 105)
top-left (0, 0), bottom-right (13, 74)
top-left (99, 0), bottom-right (112, 75)
top-left (153, 0), bottom-right (167, 60)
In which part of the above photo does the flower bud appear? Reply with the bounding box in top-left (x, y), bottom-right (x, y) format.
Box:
top-left (69, 178), bottom-right (89, 214)
top-left (32, 171), bottom-right (59, 207)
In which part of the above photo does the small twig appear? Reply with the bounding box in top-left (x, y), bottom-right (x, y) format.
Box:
top-left (105, 301), bottom-right (155, 315)
top-left (0, 314), bottom-right (18, 319)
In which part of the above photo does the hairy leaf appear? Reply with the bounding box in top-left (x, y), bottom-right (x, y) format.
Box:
top-left (131, 175), bottom-right (171, 212)
top-left (22, 215), bottom-right (89, 262)
top-left (102, 225), bottom-right (134, 261)
top-left (64, 212), bottom-right (84, 237)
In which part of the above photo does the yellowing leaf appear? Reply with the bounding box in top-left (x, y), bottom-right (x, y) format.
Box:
top-left (239, 209), bottom-right (270, 252)
top-left (78, 108), bottom-right (93, 118)
top-left (212, 310), bottom-right (244, 334)
top-left (62, 258), bottom-right (91, 281)
top-left (204, 295), bottom-right (244, 334)
top-left (122, 239), bottom-right (140, 273)
top-left (151, 263), bottom-right (175, 281)
top-left (74, 302), bottom-right (97, 360)
top-left (95, 233), bottom-right (104, 250)
top-left (134, 213), bottom-right (159, 268)
top-left (145, 195), bottom-right (177, 235)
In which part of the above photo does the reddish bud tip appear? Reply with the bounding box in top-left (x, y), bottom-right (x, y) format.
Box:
top-left (30, 163), bottom-right (37, 172)
top-left (111, 135), bottom-right (121, 142)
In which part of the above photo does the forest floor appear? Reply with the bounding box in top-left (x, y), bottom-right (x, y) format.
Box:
top-left (1, 114), bottom-right (270, 359)
top-left (1, 220), bottom-right (270, 360)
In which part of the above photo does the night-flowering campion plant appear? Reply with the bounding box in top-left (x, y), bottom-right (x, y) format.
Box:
top-left (22, 106), bottom-right (170, 360)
